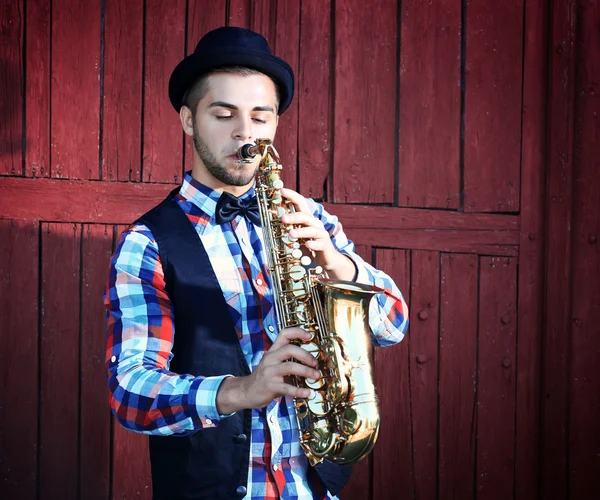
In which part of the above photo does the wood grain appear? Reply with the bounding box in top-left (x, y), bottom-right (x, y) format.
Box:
top-left (541, 0), bottom-right (577, 497)
top-left (373, 249), bottom-right (413, 500)
top-left (463, 0), bottom-right (523, 212)
top-left (25, 0), bottom-right (51, 178)
top-left (515, 0), bottom-right (547, 497)
top-left (476, 257), bottom-right (517, 498)
top-left (0, 0), bottom-right (24, 175)
top-left (142, 0), bottom-right (186, 183)
top-left (0, 219), bottom-right (39, 500)
top-left (408, 250), bottom-right (440, 500)
top-left (569, 0), bottom-right (600, 494)
top-left (438, 253), bottom-right (477, 500)
top-left (298, 0), bottom-right (332, 200)
top-left (333, 0), bottom-right (397, 203)
top-left (79, 224), bottom-right (113, 499)
top-left (102, 0), bottom-right (144, 181)
top-left (39, 223), bottom-right (81, 499)
top-left (398, 0), bottom-right (461, 209)
top-left (51, 0), bottom-right (101, 179)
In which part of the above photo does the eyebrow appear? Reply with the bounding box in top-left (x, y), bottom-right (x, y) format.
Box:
top-left (208, 101), bottom-right (274, 113)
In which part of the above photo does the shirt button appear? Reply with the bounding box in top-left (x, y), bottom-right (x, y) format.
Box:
top-left (235, 433), bottom-right (248, 444)
top-left (256, 278), bottom-right (263, 286)
top-left (272, 463), bottom-right (279, 472)
top-left (236, 485), bottom-right (247, 497)
top-left (110, 356), bottom-right (116, 363)
top-left (268, 325), bottom-right (274, 332)
top-left (269, 415), bottom-right (276, 425)
top-left (205, 418), bottom-right (213, 425)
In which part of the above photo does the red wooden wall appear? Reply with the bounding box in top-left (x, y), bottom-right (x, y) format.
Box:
top-left (1, 0), bottom-right (598, 499)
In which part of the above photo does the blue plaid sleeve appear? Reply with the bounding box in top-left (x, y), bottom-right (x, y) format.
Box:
top-left (104, 224), bottom-right (233, 435)
top-left (307, 200), bottom-right (410, 346)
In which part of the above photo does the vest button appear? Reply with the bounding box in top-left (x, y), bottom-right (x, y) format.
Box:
top-left (235, 433), bottom-right (248, 444)
top-left (236, 485), bottom-right (247, 496)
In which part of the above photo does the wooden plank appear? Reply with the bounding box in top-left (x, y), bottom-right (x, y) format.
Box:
top-left (350, 228), bottom-right (519, 257)
top-left (438, 253), bottom-right (477, 500)
top-left (463, 0), bottom-right (523, 212)
top-left (333, 0), bottom-right (397, 203)
top-left (476, 257), bottom-right (517, 498)
top-left (326, 203), bottom-right (520, 231)
top-left (398, 0), bottom-right (461, 209)
top-left (298, 0), bottom-right (332, 200)
top-left (0, 177), bottom-right (175, 223)
top-left (142, 0), bottom-right (186, 183)
top-left (51, 0), bottom-right (101, 179)
top-left (79, 225), bottom-right (113, 500)
top-left (273, 0), bottom-right (300, 192)
top-left (0, 176), bottom-right (521, 231)
top-left (112, 425), bottom-right (152, 499)
top-left (25, 0), bottom-right (51, 178)
top-left (0, 0), bottom-right (24, 176)
top-left (228, 0), bottom-right (251, 27)
top-left (373, 249), bottom-right (413, 500)
top-left (569, 0), bottom-right (600, 494)
top-left (342, 243), bottom-right (372, 500)
top-left (408, 251), bottom-right (440, 500)
top-left (102, 0), bottom-right (144, 181)
top-left (39, 223), bottom-right (81, 500)
top-left (183, 1), bottom-right (228, 174)
top-left (515, 0), bottom-right (548, 496)
top-left (541, 0), bottom-right (577, 497)
top-left (0, 219), bottom-right (39, 499)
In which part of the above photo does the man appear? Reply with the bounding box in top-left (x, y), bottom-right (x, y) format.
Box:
top-left (105, 26), bottom-right (409, 500)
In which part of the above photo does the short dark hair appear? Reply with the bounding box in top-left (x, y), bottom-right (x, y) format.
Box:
top-left (182, 66), bottom-right (281, 115)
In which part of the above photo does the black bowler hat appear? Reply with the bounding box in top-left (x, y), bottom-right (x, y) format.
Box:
top-left (168, 26), bottom-right (294, 114)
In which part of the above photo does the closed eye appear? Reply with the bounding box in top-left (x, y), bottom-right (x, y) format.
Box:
top-left (215, 115), bottom-right (233, 120)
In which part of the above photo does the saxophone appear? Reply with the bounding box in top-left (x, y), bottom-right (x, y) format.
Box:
top-left (238, 139), bottom-right (381, 466)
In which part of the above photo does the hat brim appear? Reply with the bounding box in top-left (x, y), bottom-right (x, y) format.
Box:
top-left (168, 48), bottom-right (294, 114)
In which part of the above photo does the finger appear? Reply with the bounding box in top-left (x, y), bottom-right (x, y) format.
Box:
top-left (288, 226), bottom-right (328, 241)
top-left (270, 327), bottom-right (312, 351)
top-left (280, 188), bottom-right (309, 213)
top-left (269, 360), bottom-right (321, 380)
top-left (281, 211), bottom-right (321, 227)
top-left (269, 344), bottom-right (319, 367)
top-left (273, 381), bottom-right (312, 400)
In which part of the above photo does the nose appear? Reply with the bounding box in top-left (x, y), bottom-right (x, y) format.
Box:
top-left (232, 115), bottom-right (253, 142)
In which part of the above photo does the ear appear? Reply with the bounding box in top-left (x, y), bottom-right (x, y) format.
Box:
top-left (180, 105), bottom-right (194, 137)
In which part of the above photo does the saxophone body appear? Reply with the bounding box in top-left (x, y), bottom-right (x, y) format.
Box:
top-left (242, 139), bottom-right (381, 466)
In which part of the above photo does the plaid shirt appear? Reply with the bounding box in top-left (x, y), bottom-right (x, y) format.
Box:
top-left (105, 172), bottom-right (409, 499)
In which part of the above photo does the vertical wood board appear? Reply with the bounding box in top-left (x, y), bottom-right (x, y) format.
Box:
top-left (333, 0), bottom-right (397, 203)
top-left (51, 0), bottom-right (101, 179)
top-left (0, 219), bottom-right (39, 500)
top-left (398, 0), bottom-right (461, 209)
top-left (39, 223), bottom-right (81, 499)
top-left (438, 253), bottom-right (477, 500)
top-left (102, 0), bottom-right (144, 182)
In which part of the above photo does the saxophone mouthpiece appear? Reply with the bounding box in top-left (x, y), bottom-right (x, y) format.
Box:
top-left (237, 143), bottom-right (261, 160)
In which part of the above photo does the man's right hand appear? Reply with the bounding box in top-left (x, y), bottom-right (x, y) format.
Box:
top-left (215, 327), bottom-right (321, 415)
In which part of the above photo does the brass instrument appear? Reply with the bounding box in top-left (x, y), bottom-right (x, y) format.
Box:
top-left (238, 139), bottom-right (381, 466)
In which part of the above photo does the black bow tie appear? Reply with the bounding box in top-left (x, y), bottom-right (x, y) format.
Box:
top-left (215, 191), bottom-right (261, 226)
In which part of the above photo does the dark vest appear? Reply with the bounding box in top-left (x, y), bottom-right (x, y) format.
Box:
top-left (139, 189), bottom-right (351, 499)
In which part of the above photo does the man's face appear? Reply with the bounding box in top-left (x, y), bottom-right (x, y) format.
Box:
top-left (188, 72), bottom-right (279, 190)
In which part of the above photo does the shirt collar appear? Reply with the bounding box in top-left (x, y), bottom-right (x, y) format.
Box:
top-left (179, 171), bottom-right (256, 222)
